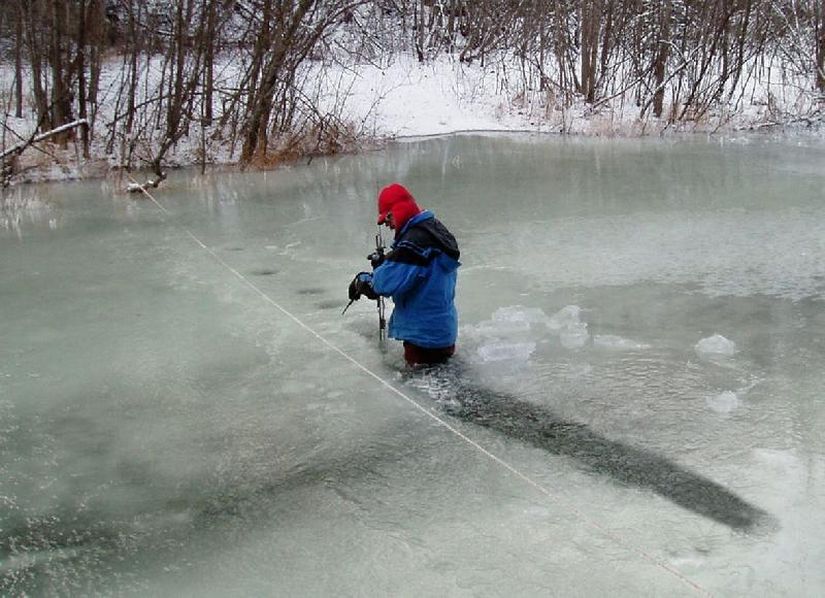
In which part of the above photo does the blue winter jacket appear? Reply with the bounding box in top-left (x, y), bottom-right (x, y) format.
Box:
top-left (371, 211), bottom-right (460, 348)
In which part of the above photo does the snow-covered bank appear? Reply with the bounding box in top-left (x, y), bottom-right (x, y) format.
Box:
top-left (322, 53), bottom-right (825, 138)
top-left (2, 51), bottom-right (824, 187)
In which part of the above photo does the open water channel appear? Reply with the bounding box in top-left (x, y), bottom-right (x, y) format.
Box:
top-left (2, 134), bottom-right (825, 596)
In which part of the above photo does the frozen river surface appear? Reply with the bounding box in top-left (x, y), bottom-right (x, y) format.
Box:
top-left (2, 134), bottom-right (825, 596)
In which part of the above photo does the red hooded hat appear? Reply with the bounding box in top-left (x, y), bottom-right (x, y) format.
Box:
top-left (377, 183), bottom-right (421, 229)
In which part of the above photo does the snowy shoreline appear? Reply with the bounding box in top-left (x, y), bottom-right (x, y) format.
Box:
top-left (5, 123), bottom-right (823, 189)
top-left (2, 52), bottom-right (824, 188)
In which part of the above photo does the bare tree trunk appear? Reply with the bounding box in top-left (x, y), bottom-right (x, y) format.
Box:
top-left (678, 3), bottom-right (733, 121)
top-left (580, 0), bottom-right (603, 103)
top-left (202, 0), bottom-right (217, 125)
top-left (22, 1), bottom-right (52, 131)
top-left (125, 0), bottom-right (139, 137)
top-left (653, 0), bottom-right (672, 118)
top-left (242, 0), bottom-right (320, 164)
top-left (727, 0), bottom-right (753, 100)
top-left (817, 0), bottom-right (825, 91)
top-left (554, 3), bottom-right (574, 95)
top-left (150, 0), bottom-right (213, 175)
top-left (49, 0), bottom-right (73, 145)
top-left (598, 0), bottom-right (614, 89)
top-left (86, 0), bottom-right (104, 131)
top-left (14, 4), bottom-right (24, 118)
top-left (244, 0), bottom-right (274, 117)
top-left (168, 0), bottom-right (188, 140)
top-left (415, 0), bottom-right (426, 62)
top-left (76, 0), bottom-right (90, 158)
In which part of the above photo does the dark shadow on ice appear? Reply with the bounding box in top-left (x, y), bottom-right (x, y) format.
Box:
top-left (317, 299), bottom-right (345, 310)
top-left (249, 268), bottom-right (278, 276)
top-left (296, 287), bottom-right (325, 295)
top-left (411, 363), bottom-right (772, 533)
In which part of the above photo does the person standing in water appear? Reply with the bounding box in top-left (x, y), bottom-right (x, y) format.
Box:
top-left (349, 183), bottom-right (461, 367)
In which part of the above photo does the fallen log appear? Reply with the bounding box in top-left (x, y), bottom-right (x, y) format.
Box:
top-left (0, 119), bottom-right (89, 161)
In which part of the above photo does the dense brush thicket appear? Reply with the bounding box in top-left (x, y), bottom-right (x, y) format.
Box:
top-left (1, 1), bottom-right (823, 176)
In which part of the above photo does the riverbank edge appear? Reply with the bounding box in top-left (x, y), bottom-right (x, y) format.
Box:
top-left (3, 116), bottom-right (824, 191)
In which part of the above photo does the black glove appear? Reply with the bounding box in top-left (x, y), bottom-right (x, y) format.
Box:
top-left (347, 277), bottom-right (361, 301)
top-left (367, 248), bottom-right (385, 268)
top-left (348, 272), bottom-right (378, 301)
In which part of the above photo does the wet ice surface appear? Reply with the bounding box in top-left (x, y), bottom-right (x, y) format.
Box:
top-left (2, 135), bottom-right (825, 596)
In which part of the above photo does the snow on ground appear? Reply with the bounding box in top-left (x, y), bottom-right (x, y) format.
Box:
top-left (316, 54), bottom-right (530, 137)
top-left (316, 52), bottom-right (824, 140)
top-left (313, 52), bottom-right (635, 138)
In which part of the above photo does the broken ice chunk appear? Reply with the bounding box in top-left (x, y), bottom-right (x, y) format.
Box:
top-left (695, 334), bottom-right (736, 357)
